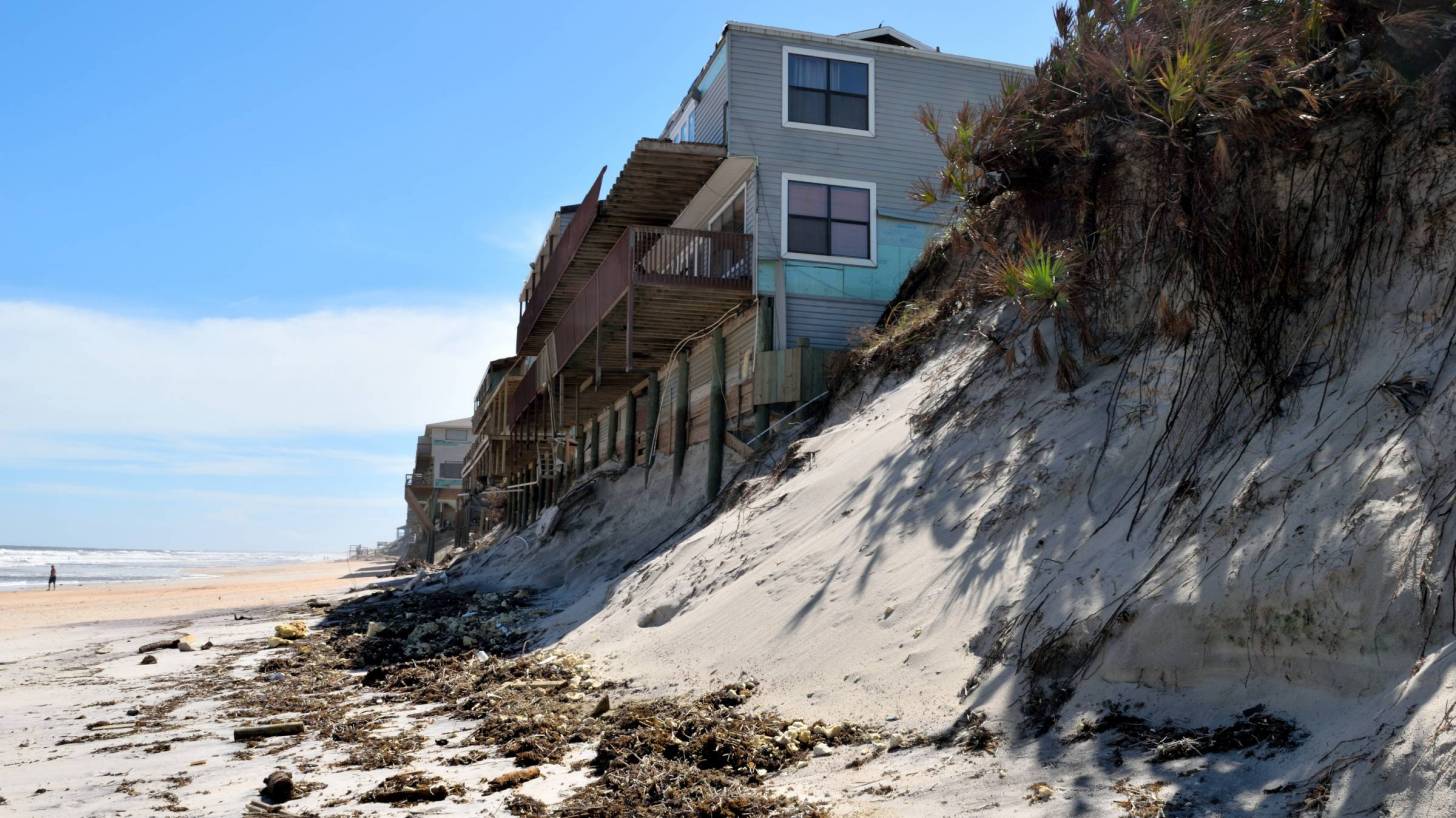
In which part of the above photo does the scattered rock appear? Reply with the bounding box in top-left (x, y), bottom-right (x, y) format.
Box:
top-left (364, 621), bottom-right (384, 639)
top-left (201, 641), bottom-right (214, 651)
top-left (306, 598), bottom-right (331, 609)
top-left (126, 708), bottom-right (140, 717)
top-left (812, 742), bottom-right (833, 757)
top-left (1027, 782), bottom-right (1053, 803)
top-left (260, 770), bottom-right (294, 803)
top-left (266, 637), bottom-right (291, 649)
top-left (140, 655), bottom-right (158, 666)
top-left (591, 694), bottom-right (611, 718)
top-left (274, 621), bottom-right (308, 641)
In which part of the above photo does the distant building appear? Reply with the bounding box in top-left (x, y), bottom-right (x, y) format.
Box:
top-left (465, 22), bottom-right (1028, 530)
top-left (403, 417), bottom-right (473, 559)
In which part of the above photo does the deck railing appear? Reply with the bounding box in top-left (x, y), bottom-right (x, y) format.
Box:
top-left (508, 226), bottom-right (752, 424)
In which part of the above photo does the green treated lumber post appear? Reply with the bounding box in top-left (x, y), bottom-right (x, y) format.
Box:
top-left (606, 406), bottom-right (618, 462)
top-left (754, 301), bottom-right (773, 446)
top-left (707, 325), bottom-right (725, 502)
top-left (672, 358), bottom-right (689, 490)
top-left (644, 371), bottom-right (660, 469)
top-left (590, 417), bottom-right (600, 470)
top-left (624, 389), bottom-right (637, 468)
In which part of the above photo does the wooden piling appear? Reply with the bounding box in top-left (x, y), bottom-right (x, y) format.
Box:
top-left (624, 389), bottom-right (637, 468)
top-left (590, 417), bottom-right (600, 470)
top-left (754, 301), bottom-right (773, 446)
top-left (707, 325), bottom-right (725, 501)
top-left (672, 358), bottom-right (689, 489)
top-left (644, 371), bottom-right (660, 469)
top-left (606, 406), bottom-right (618, 462)
top-left (575, 425), bottom-right (586, 479)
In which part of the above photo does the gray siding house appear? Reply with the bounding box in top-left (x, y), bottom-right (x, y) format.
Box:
top-left (660, 23), bottom-right (1028, 348)
top-left (471, 23), bottom-right (1028, 522)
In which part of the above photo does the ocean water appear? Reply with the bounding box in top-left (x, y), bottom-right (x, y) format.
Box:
top-left (0, 545), bottom-right (336, 591)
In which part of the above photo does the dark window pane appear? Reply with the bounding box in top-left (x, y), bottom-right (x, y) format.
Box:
top-left (788, 216), bottom-right (829, 255)
top-left (830, 60), bottom-right (868, 94)
top-left (788, 54), bottom-right (827, 89)
top-left (828, 93), bottom-right (869, 130)
top-left (788, 88), bottom-right (826, 125)
top-left (787, 182), bottom-right (828, 217)
top-left (830, 186), bottom-right (870, 221)
top-left (830, 222), bottom-right (870, 258)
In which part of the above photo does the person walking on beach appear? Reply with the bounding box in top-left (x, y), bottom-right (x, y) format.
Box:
top-left (48, 564), bottom-right (57, 590)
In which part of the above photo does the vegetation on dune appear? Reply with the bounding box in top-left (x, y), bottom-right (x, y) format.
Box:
top-left (849, 0), bottom-right (1456, 735)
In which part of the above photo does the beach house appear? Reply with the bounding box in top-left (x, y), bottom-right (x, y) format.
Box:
top-left (403, 417), bottom-right (473, 559)
top-left (466, 22), bottom-right (1028, 530)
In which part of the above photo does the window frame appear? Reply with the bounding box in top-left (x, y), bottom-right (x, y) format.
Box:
top-left (671, 98), bottom-right (698, 143)
top-left (781, 46), bottom-right (875, 137)
top-left (779, 173), bottom-right (877, 267)
top-left (706, 183), bottom-right (747, 234)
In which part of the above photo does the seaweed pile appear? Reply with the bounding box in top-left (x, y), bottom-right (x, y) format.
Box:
top-left (179, 589), bottom-right (898, 814)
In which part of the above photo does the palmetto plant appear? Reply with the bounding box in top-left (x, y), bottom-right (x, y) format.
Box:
top-left (989, 230), bottom-right (1076, 311)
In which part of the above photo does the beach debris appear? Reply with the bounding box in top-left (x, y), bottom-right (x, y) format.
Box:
top-left (1112, 779), bottom-right (1170, 818)
top-left (934, 708), bottom-right (1002, 756)
top-left (260, 770), bottom-right (295, 803)
top-left (234, 721), bottom-right (305, 741)
top-left (177, 635), bottom-right (198, 652)
top-left (265, 637), bottom-right (291, 649)
top-left (364, 621), bottom-right (384, 638)
top-left (137, 639), bottom-right (179, 654)
top-left (244, 801), bottom-right (308, 817)
top-left (1065, 703), bottom-right (1301, 762)
top-left (274, 621), bottom-right (308, 640)
top-left (504, 793), bottom-right (547, 816)
top-left (360, 771), bottom-right (456, 804)
top-left (201, 641), bottom-right (214, 650)
top-left (233, 613), bottom-right (255, 621)
top-left (140, 655), bottom-right (158, 666)
top-left (1027, 782), bottom-right (1054, 803)
top-left (591, 694), bottom-right (612, 718)
top-left (487, 766), bottom-right (542, 792)
top-left (305, 598), bottom-right (331, 609)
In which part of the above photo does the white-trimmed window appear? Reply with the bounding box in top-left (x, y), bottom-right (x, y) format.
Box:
top-left (782, 46), bottom-right (874, 136)
top-left (671, 99), bottom-right (698, 143)
top-left (781, 174), bottom-right (876, 266)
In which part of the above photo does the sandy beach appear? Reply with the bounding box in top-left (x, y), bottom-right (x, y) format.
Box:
top-left (0, 560), bottom-right (397, 816)
top-left (0, 560), bottom-right (376, 663)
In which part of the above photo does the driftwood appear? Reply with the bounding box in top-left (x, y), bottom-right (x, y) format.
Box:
top-left (367, 785), bottom-right (448, 803)
top-left (136, 639), bottom-right (179, 654)
top-left (244, 801), bottom-right (306, 817)
top-left (233, 722), bottom-right (305, 741)
top-left (501, 679), bottom-right (570, 690)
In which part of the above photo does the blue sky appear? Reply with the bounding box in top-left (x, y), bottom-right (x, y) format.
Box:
top-left (0, 1), bottom-right (1059, 553)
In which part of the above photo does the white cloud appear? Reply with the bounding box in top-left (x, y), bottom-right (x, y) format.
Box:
top-left (0, 300), bottom-right (516, 436)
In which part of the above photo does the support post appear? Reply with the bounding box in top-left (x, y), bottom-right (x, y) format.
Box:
top-left (644, 371), bottom-right (660, 469)
top-left (754, 301), bottom-right (773, 446)
top-left (672, 357), bottom-right (689, 489)
top-left (624, 389), bottom-right (637, 468)
top-left (707, 325), bottom-right (725, 501)
top-left (590, 417), bottom-right (600, 470)
top-left (606, 405), bottom-right (618, 462)
top-left (573, 425), bottom-right (585, 481)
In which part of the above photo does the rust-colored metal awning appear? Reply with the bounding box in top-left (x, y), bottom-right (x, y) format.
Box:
top-left (514, 139), bottom-right (727, 359)
top-left (508, 225), bottom-right (753, 426)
